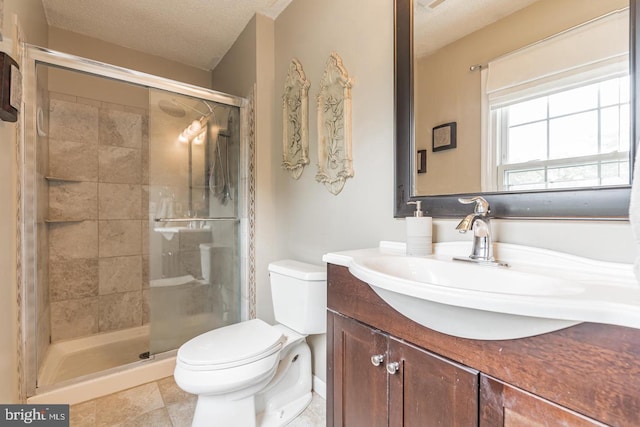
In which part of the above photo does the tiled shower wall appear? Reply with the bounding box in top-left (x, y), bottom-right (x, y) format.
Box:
top-left (47, 92), bottom-right (150, 342)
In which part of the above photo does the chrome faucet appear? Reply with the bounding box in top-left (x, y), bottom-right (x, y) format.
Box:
top-left (454, 196), bottom-right (506, 266)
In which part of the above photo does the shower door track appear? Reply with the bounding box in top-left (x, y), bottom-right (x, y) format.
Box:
top-left (153, 217), bottom-right (239, 222)
top-left (25, 45), bottom-right (245, 107)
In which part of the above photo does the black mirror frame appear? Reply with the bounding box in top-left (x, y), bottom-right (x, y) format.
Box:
top-left (394, 0), bottom-right (638, 219)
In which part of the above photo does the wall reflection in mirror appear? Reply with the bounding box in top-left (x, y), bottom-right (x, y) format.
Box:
top-left (413, 0), bottom-right (630, 197)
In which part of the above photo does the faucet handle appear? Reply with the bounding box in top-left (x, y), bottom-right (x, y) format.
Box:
top-left (458, 196), bottom-right (490, 215)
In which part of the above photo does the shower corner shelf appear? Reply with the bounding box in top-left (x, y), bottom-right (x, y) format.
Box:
top-left (45, 176), bottom-right (82, 182)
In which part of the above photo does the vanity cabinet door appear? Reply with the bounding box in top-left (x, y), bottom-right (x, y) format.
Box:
top-left (330, 313), bottom-right (389, 427)
top-left (480, 375), bottom-right (606, 427)
top-left (388, 337), bottom-right (479, 427)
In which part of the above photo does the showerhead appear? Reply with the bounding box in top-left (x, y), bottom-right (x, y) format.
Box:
top-left (158, 99), bottom-right (186, 118)
top-left (159, 98), bottom-right (216, 122)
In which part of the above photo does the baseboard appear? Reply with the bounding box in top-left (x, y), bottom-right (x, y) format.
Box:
top-left (312, 375), bottom-right (326, 399)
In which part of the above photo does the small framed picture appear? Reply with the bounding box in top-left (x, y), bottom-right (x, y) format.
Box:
top-left (417, 149), bottom-right (427, 174)
top-left (432, 122), bottom-right (457, 152)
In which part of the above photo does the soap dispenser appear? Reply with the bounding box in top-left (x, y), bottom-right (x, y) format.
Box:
top-left (406, 201), bottom-right (432, 256)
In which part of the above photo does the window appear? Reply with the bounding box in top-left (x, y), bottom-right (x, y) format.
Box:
top-left (481, 8), bottom-right (630, 192)
top-left (495, 76), bottom-right (630, 191)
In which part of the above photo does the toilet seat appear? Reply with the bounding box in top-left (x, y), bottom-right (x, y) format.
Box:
top-left (177, 319), bottom-right (285, 371)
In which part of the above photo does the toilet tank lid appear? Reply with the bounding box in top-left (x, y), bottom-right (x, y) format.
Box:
top-left (268, 260), bottom-right (326, 281)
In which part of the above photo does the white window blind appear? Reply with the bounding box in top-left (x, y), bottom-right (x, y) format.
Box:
top-left (485, 9), bottom-right (629, 108)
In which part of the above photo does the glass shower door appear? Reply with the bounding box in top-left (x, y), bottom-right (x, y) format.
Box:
top-left (147, 89), bottom-right (241, 355)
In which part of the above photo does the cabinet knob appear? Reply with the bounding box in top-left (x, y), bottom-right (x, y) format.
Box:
top-left (371, 354), bottom-right (385, 366)
top-left (386, 361), bottom-right (400, 374)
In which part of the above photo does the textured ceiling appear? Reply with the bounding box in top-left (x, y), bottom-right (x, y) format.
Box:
top-left (41, 0), bottom-right (538, 70)
top-left (415, 0), bottom-right (539, 58)
top-left (41, 0), bottom-right (293, 70)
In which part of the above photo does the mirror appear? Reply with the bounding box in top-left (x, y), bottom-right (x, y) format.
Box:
top-left (394, 0), bottom-right (638, 218)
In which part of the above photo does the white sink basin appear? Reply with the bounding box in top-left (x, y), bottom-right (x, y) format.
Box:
top-left (153, 225), bottom-right (211, 241)
top-left (323, 241), bottom-right (639, 340)
top-left (360, 255), bottom-right (583, 297)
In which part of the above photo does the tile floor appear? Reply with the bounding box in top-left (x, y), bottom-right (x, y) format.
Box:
top-left (291, 392), bottom-right (326, 426)
top-left (69, 375), bottom-right (326, 426)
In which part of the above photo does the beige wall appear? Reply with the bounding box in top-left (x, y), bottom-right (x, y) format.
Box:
top-left (0, 0), bottom-right (48, 404)
top-left (273, 0), bottom-right (402, 280)
top-left (273, 0), bottom-right (404, 384)
top-left (48, 28), bottom-right (211, 89)
top-left (415, 0), bottom-right (628, 195)
top-left (211, 15), bottom-right (258, 98)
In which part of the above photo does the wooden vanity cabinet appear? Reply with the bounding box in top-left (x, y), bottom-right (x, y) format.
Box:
top-left (327, 263), bottom-right (640, 427)
top-left (387, 335), bottom-right (478, 426)
top-left (330, 314), bottom-right (388, 427)
top-left (329, 312), bottom-right (478, 426)
top-left (480, 375), bottom-right (606, 427)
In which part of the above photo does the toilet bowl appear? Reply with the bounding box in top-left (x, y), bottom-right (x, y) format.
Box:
top-left (174, 259), bottom-right (326, 427)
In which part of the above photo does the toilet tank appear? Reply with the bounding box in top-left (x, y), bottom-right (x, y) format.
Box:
top-left (268, 260), bottom-right (327, 335)
top-left (199, 243), bottom-right (213, 283)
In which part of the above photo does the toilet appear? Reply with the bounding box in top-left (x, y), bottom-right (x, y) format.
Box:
top-left (200, 243), bottom-right (236, 321)
top-left (174, 259), bottom-right (327, 427)
top-left (199, 243), bottom-right (214, 284)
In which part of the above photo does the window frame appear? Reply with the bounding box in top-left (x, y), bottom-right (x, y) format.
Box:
top-left (491, 74), bottom-right (631, 192)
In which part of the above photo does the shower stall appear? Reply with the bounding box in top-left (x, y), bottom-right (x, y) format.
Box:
top-left (20, 45), bottom-right (251, 399)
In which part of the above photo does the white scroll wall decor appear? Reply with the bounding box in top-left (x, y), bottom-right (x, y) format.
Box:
top-left (316, 52), bottom-right (353, 195)
top-left (282, 59), bottom-right (310, 179)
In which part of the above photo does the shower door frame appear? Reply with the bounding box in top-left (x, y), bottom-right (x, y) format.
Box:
top-left (20, 44), bottom-right (253, 399)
